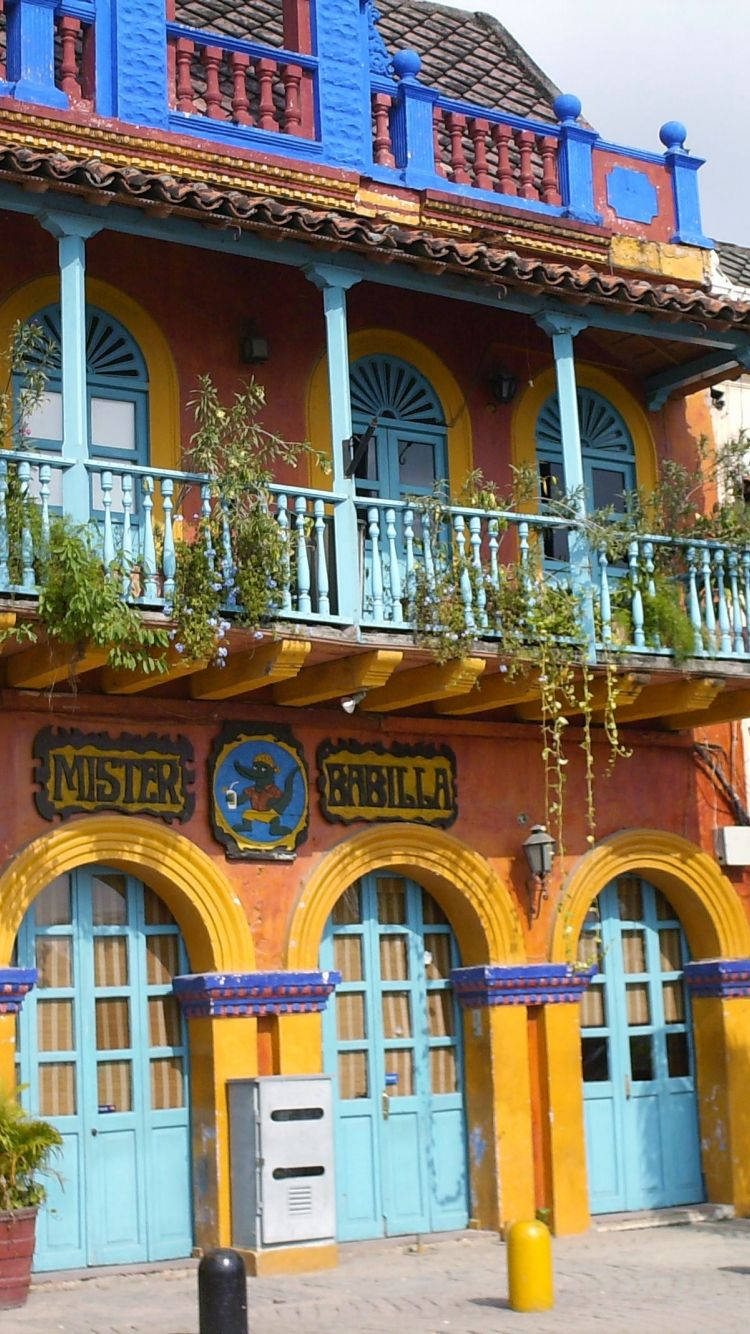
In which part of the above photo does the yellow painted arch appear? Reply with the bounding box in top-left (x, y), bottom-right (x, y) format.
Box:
top-left (0, 276), bottom-right (180, 471)
top-left (286, 825), bottom-right (525, 969)
top-left (306, 328), bottom-right (472, 493)
top-left (0, 815), bottom-right (255, 972)
top-left (552, 829), bottom-right (750, 965)
top-left (511, 363), bottom-right (658, 498)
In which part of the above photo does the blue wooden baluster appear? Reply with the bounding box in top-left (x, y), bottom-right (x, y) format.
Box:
top-left (404, 507), bottom-right (415, 608)
top-left (367, 506), bottom-right (383, 621)
top-left (488, 518), bottom-right (501, 633)
top-left (454, 513), bottom-right (475, 631)
top-left (743, 548), bottom-right (750, 653)
top-left (121, 473), bottom-right (134, 599)
top-left (201, 483), bottom-right (216, 573)
top-left (101, 469), bottom-right (115, 568)
top-left (714, 548), bottom-right (731, 654)
top-left (421, 507), bottom-right (436, 595)
top-left (295, 496), bottom-right (312, 615)
top-left (701, 546), bottom-right (716, 654)
top-left (220, 497), bottom-right (234, 602)
top-left (38, 464), bottom-right (51, 549)
top-left (598, 544), bottom-right (612, 645)
top-left (728, 550), bottom-right (744, 654)
top-left (18, 461), bottom-right (35, 590)
top-left (141, 476), bottom-right (158, 601)
top-left (469, 515), bottom-right (487, 629)
top-left (0, 460), bottom-right (9, 588)
top-left (162, 478), bottom-right (176, 603)
top-left (518, 520), bottom-right (531, 599)
top-left (686, 546), bottom-right (704, 656)
top-left (643, 540), bottom-right (659, 648)
top-left (627, 539), bottom-right (645, 649)
top-left (385, 508), bottom-right (402, 624)
top-left (276, 494), bottom-right (292, 613)
top-left (314, 498), bottom-right (330, 616)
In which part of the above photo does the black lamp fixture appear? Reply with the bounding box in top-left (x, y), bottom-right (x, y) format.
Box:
top-left (521, 823), bottom-right (556, 919)
top-left (240, 324), bottom-right (270, 366)
top-left (487, 365), bottom-right (518, 406)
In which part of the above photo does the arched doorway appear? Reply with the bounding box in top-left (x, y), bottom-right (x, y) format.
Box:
top-left (578, 874), bottom-right (702, 1214)
top-left (320, 871), bottom-right (468, 1240)
top-left (15, 866), bottom-right (192, 1270)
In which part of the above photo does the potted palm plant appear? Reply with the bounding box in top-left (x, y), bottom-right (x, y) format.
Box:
top-left (0, 1093), bottom-right (62, 1309)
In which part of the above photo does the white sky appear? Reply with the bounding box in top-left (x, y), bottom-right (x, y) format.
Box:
top-left (446, 0), bottom-right (750, 248)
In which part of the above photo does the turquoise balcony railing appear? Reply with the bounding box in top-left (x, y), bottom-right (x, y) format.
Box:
top-left (2, 451), bottom-right (749, 666)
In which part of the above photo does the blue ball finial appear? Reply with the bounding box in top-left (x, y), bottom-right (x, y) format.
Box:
top-left (552, 93), bottom-right (582, 124)
top-left (392, 48), bottom-right (422, 81)
top-left (659, 120), bottom-right (687, 150)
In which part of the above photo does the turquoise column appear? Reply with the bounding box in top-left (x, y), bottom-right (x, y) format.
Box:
top-left (39, 213), bottom-right (102, 525)
top-left (306, 264), bottom-right (361, 627)
top-left (536, 311), bottom-right (595, 655)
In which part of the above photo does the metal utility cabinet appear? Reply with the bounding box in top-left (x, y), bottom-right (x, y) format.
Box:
top-left (228, 1076), bottom-right (335, 1252)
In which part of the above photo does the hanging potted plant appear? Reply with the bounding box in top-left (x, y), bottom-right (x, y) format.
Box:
top-left (0, 1094), bottom-right (62, 1309)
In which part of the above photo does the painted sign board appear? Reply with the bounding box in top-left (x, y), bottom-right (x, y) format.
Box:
top-left (210, 724), bottom-right (309, 859)
top-left (317, 739), bottom-right (457, 826)
top-left (33, 727), bottom-right (195, 822)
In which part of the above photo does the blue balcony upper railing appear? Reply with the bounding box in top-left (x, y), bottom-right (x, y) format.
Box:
top-left (2, 451), bottom-right (749, 667)
top-left (0, 0), bottom-right (712, 247)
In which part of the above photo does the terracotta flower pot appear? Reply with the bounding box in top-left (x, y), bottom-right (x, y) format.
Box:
top-left (0, 1207), bottom-right (37, 1309)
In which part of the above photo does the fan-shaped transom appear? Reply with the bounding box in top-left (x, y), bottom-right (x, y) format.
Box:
top-left (350, 354), bottom-right (445, 426)
top-left (536, 388), bottom-right (635, 460)
top-left (24, 305), bottom-right (148, 385)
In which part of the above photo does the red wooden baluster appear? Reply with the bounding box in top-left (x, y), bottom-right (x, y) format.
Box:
top-left (80, 22), bottom-right (95, 101)
top-left (372, 92), bottom-right (394, 167)
top-left (433, 106), bottom-right (449, 178)
top-left (0, 0), bottom-right (7, 83)
top-left (469, 118), bottom-right (491, 190)
top-left (492, 123), bottom-right (516, 195)
top-left (230, 51), bottom-right (251, 124)
top-left (446, 112), bottom-right (470, 184)
top-left (175, 38), bottom-right (195, 113)
top-left (59, 16), bottom-right (82, 99)
top-left (257, 57), bottom-right (277, 131)
top-left (538, 135), bottom-right (561, 205)
top-left (201, 45), bottom-right (225, 120)
top-left (166, 0), bottom-right (176, 108)
top-left (516, 128), bottom-right (537, 199)
top-left (282, 62), bottom-right (302, 134)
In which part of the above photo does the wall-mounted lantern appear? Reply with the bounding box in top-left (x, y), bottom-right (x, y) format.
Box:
top-left (521, 823), bottom-right (556, 919)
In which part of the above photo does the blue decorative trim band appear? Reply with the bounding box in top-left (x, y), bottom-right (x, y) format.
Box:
top-left (0, 967), bottom-right (37, 1014)
top-left (684, 959), bottom-right (750, 999)
top-left (172, 970), bottom-right (341, 1018)
top-left (450, 964), bottom-right (595, 1007)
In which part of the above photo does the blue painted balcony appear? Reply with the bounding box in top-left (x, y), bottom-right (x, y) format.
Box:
top-left (0, 0), bottom-right (711, 248)
top-left (2, 450), bottom-right (750, 690)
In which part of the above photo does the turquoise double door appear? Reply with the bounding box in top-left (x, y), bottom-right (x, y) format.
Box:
top-left (15, 868), bottom-right (193, 1270)
top-left (580, 876), bottom-right (704, 1214)
top-left (321, 873), bottom-right (469, 1240)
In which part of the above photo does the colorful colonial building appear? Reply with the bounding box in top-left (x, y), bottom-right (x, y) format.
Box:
top-left (1, 0), bottom-right (750, 1276)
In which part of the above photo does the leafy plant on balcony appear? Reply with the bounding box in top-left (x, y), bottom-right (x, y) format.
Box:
top-left (169, 375), bottom-right (325, 664)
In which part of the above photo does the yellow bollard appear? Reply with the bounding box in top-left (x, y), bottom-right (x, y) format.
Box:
top-left (507, 1219), bottom-right (554, 1312)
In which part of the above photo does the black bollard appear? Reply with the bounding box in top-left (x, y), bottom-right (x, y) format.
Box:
top-left (198, 1248), bottom-right (248, 1334)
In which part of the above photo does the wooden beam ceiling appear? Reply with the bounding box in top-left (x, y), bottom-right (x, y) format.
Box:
top-left (273, 650), bottom-right (403, 708)
top-left (361, 658), bottom-right (486, 713)
top-left (189, 639), bottom-right (311, 700)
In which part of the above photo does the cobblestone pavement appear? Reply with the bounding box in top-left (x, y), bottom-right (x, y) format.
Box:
top-left (4, 1220), bottom-right (750, 1334)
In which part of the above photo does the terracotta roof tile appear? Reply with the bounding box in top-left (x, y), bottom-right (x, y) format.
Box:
top-left (716, 241), bottom-right (750, 292)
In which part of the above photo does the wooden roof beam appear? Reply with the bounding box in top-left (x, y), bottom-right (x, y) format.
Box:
top-left (362, 658), bottom-right (486, 713)
top-left (609, 677), bottom-right (723, 727)
top-left (433, 668), bottom-right (540, 716)
top-left (514, 673), bottom-right (644, 722)
top-left (5, 641), bottom-right (110, 689)
top-left (100, 648), bottom-right (210, 695)
top-left (190, 639), bottom-right (311, 700)
top-left (273, 650), bottom-right (403, 708)
top-left (662, 686), bottom-right (750, 731)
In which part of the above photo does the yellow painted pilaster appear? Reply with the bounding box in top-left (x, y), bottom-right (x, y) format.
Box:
top-left (0, 1013), bottom-right (15, 1093)
top-left (540, 1004), bottom-right (589, 1236)
top-left (693, 996), bottom-right (750, 1215)
top-left (188, 1015), bottom-right (258, 1251)
top-left (276, 1012), bottom-right (323, 1075)
top-left (464, 1004), bottom-right (534, 1232)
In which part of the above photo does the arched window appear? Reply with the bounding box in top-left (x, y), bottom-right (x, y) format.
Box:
top-left (18, 304), bottom-right (149, 470)
top-left (349, 354), bottom-right (448, 501)
top-left (535, 386), bottom-right (637, 512)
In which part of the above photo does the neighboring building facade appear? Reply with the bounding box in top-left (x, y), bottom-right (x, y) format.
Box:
top-left (1, 0), bottom-right (750, 1276)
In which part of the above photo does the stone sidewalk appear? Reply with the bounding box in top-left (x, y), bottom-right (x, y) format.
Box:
top-left (5, 1220), bottom-right (750, 1334)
